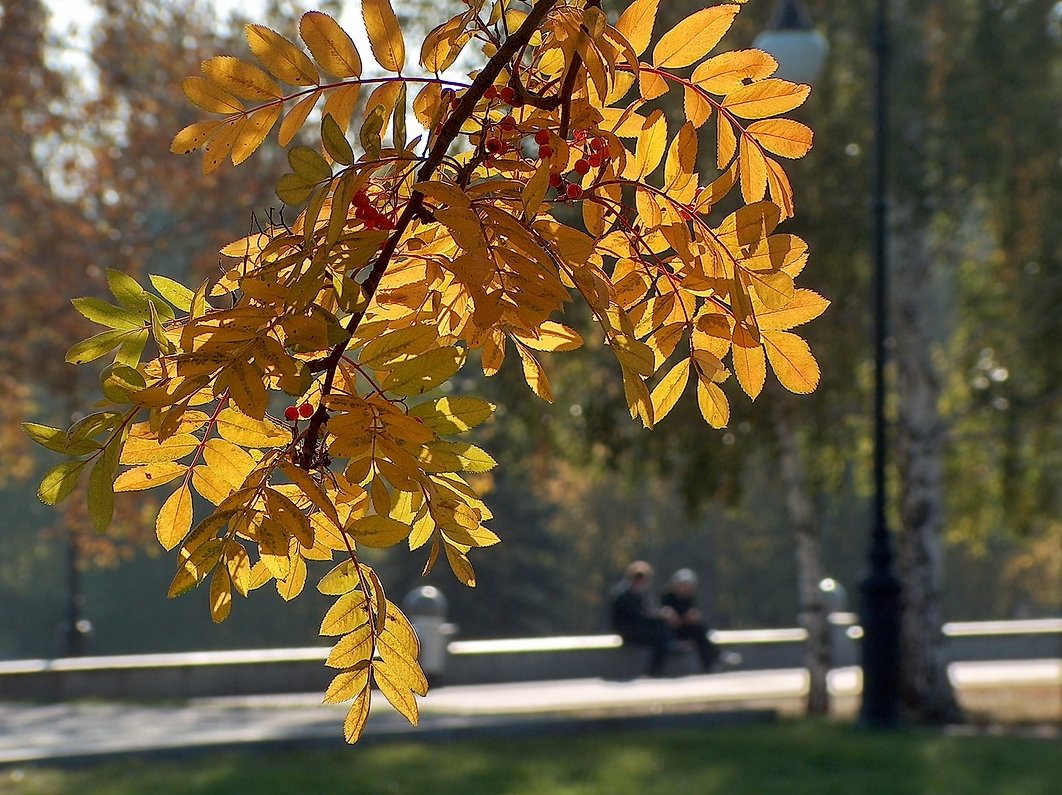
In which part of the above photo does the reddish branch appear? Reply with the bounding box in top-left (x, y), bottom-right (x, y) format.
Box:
top-left (298, 0), bottom-right (565, 469)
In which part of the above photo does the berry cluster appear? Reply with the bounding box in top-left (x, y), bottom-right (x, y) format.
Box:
top-left (284, 402), bottom-right (315, 422)
top-left (353, 190), bottom-right (394, 230)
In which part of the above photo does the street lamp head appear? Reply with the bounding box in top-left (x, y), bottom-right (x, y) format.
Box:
top-left (753, 0), bottom-right (829, 87)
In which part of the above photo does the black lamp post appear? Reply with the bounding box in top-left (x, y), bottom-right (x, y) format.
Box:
top-left (857, 0), bottom-right (901, 729)
top-left (755, 0), bottom-right (901, 727)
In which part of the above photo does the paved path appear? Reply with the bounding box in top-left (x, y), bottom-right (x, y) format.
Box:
top-left (1, 660), bottom-right (1058, 765)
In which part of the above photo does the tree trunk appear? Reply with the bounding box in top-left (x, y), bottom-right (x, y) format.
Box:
top-left (892, 199), bottom-right (962, 724)
top-left (772, 400), bottom-right (830, 716)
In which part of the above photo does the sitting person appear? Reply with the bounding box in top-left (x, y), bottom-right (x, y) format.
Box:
top-left (661, 568), bottom-right (720, 672)
top-left (609, 561), bottom-right (674, 677)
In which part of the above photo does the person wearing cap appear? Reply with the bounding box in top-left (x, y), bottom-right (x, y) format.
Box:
top-left (608, 561), bottom-right (675, 677)
top-left (661, 568), bottom-right (719, 672)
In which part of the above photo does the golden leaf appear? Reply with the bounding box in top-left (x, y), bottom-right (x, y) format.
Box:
top-left (650, 357), bottom-right (690, 422)
top-left (757, 289), bottom-right (830, 331)
top-left (201, 56), bottom-right (281, 101)
top-left (615, 0), bottom-right (660, 58)
top-left (216, 407), bottom-right (289, 447)
top-left (652, 5), bottom-right (739, 69)
top-left (362, 0), bottom-right (406, 73)
top-left (349, 515), bottom-right (411, 549)
top-left (746, 119), bottom-right (814, 159)
top-left (320, 592), bottom-right (370, 637)
top-left (731, 327), bottom-right (766, 399)
top-left (157, 484), bottom-right (194, 551)
top-left (246, 24), bottom-right (319, 86)
top-left (343, 688), bottom-right (372, 743)
top-left (696, 379), bottom-right (730, 429)
top-left (722, 79), bottom-right (811, 120)
top-left (300, 12), bottom-right (361, 79)
top-left (209, 567), bottom-right (232, 623)
top-left (113, 462), bottom-right (186, 492)
top-left (763, 330), bottom-right (820, 394)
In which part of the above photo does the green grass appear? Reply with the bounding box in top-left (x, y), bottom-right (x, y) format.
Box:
top-left (5, 721), bottom-right (1060, 795)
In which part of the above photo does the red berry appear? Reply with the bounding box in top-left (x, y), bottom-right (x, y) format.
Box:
top-left (284, 406), bottom-right (299, 422)
top-left (353, 190), bottom-right (369, 208)
top-left (574, 158), bottom-right (591, 175)
top-left (548, 172), bottom-right (563, 188)
top-left (538, 144), bottom-right (554, 160)
top-left (587, 153), bottom-right (602, 167)
top-left (534, 129), bottom-right (551, 146)
top-left (499, 86), bottom-right (516, 103)
top-left (484, 85), bottom-right (498, 100)
top-left (486, 137), bottom-right (504, 154)
top-left (500, 114), bottom-right (517, 130)
top-left (591, 137), bottom-right (606, 151)
top-left (565, 183), bottom-right (583, 200)
top-left (298, 402), bottom-right (314, 418)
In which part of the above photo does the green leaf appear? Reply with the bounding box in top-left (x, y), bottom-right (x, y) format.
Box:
top-left (22, 422), bottom-right (100, 456)
top-left (408, 396), bottom-right (495, 434)
top-left (71, 297), bottom-right (143, 330)
top-left (322, 113), bottom-right (354, 165)
top-left (66, 329), bottom-right (134, 365)
top-left (38, 460), bottom-right (87, 505)
top-left (106, 268), bottom-right (150, 314)
top-left (115, 330), bottom-right (150, 368)
top-left (288, 145), bottom-right (332, 181)
top-left (393, 82), bottom-right (407, 151)
top-left (149, 275), bottom-right (195, 312)
top-left (100, 364), bottom-right (148, 403)
top-left (359, 104), bottom-right (386, 159)
top-left (277, 173), bottom-right (316, 205)
top-left (88, 442), bottom-right (119, 532)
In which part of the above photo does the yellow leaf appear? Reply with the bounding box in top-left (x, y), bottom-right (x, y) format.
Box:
top-left (201, 56), bottom-right (281, 101)
top-left (171, 120), bottom-right (222, 155)
top-left (181, 77), bottom-right (244, 114)
top-left (374, 665), bottom-right (419, 725)
top-left (320, 592), bottom-right (370, 636)
top-left (326, 623), bottom-right (374, 668)
top-left (279, 460), bottom-right (341, 528)
top-left (157, 484), bottom-right (194, 551)
top-left (684, 85), bottom-right (712, 128)
top-left (408, 396), bottom-right (495, 435)
top-left (381, 347), bottom-right (465, 396)
top-left (692, 49), bottom-right (778, 95)
top-left (444, 543), bottom-right (476, 587)
top-left (276, 554), bottom-right (307, 601)
top-left (757, 289), bottom-right (831, 331)
top-left (664, 122), bottom-right (698, 195)
top-left (278, 90), bottom-right (321, 146)
top-left (746, 119), bottom-right (813, 159)
top-left (120, 433), bottom-right (200, 465)
top-left (209, 567), bottom-right (232, 623)
top-left (344, 688), bottom-right (372, 743)
top-left (696, 379), bottom-right (730, 428)
top-left (113, 462), bottom-right (186, 492)
top-left (615, 0), bottom-right (660, 58)
top-left (358, 326), bottom-right (438, 368)
top-left (763, 330), bottom-right (820, 394)
top-left (349, 514), bottom-right (411, 549)
top-left (256, 519), bottom-right (291, 580)
top-left (420, 13), bottom-right (470, 73)
top-left (516, 345), bottom-right (553, 403)
top-left (513, 321), bottom-right (583, 352)
top-left (652, 5), bottom-right (739, 69)
top-left (722, 78), bottom-right (811, 120)
top-left (318, 560), bottom-right (361, 595)
top-left (231, 105), bottom-right (281, 166)
top-left (632, 109), bottom-right (667, 179)
top-left (739, 136), bottom-right (768, 203)
top-left (300, 11), bottom-right (361, 79)
top-left (731, 328), bottom-right (766, 399)
top-left (717, 115), bottom-right (737, 169)
top-left (650, 357), bottom-right (690, 422)
top-left (362, 0), bottom-right (405, 73)
top-left (522, 159), bottom-right (551, 221)
top-left (246, 24), bottom-right (319, 86)
top-left (324, 669), bottom-right (370, 704)
top-left (216, 407), bottom-right (289, 448)
top-left (266, 489), bottom-right (314, 547)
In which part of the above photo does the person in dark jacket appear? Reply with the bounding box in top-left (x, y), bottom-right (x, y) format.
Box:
top-left (661, 568), bottom-right (719, 671)
top-left (609, 561), bottom-right (674, 676)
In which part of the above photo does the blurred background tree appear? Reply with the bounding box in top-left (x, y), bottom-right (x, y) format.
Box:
top-left (1, 0), bottom-right (1058, 719)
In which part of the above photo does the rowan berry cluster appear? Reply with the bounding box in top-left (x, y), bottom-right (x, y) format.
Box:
top-left (353, 190), bottom-right (394, 230)
top-left (283, 402), bottom-right (315, 422)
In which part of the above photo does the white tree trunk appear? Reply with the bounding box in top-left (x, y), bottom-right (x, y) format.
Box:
top-left (772, 401), bottom-right (830, 716)
top-left (892, 199), bottom-right (962, 723)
